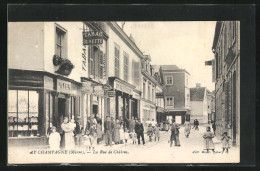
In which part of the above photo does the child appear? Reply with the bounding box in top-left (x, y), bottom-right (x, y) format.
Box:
top-left (124, 128), bottom-right (129, 145)
top-left (203, 127), bottom-right (215, 153)
top-left (147, 123), bottom-right (153, 142)
top-left (131, 130), bottom-right (137, 144)
top-left (221, 132), bottom-right (231, 153)
top-left (119, 124), bottom-right (124, 144)
top-left (154, 124), bottom-right (160, 141)
top-left (48, 126), bottom-right (61, 150)
top-left (83, 130), bottom-right (92, 151)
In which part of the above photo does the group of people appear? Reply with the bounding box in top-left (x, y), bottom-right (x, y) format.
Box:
top-left (48, 115), bottom-right (232, 154)
top-left (48, 116), bottom-right (83, 150)
top-left (103, 116), bottom-right (147, 146)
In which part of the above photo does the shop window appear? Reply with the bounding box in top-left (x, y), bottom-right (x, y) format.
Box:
top-left (55, 25), bottom-right (67, 58)
top-left (123, 52), bottom-right (129, 82)
top-left (115, 44), bottom-right (120, 78)
top-left (166, 76), bottom-right (173, 85)
top-left (8, 90), bottom-right (39, 137)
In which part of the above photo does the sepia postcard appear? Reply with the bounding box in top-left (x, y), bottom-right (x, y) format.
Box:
top-left (7, 5), bottom-right (246, 165)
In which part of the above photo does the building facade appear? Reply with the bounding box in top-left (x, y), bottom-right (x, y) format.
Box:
top-left (153, 65), bottom-right (165, 124)
top-left (159, 65), bottom-right (190, 124)
top-left (212, 21), bottom-right (240, 146)
top-left (106, 22), bottom-right (142, 128)
top-left (8, 22), bottom-right (90, 146)
top-left (190, 84), bottom-right (209, 124)
top-left (140, 55), bottom-right (157, 124)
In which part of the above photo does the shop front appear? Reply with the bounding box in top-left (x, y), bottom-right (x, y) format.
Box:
top-left (165, 110), bottom-right (189, 124)
top-left (81, 80), bottom-right (109, 132)
top-left (8, 69), bottom-right (82, 147)
top-left (108, 77), bottom-right (138, 129)
top-left (140, 100), bottom-right (156, 125)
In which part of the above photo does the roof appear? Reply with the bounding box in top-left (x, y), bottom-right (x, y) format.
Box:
top-left (212, 21), bottom-right (223, 49)
top-left (190, 87), bottom-right (206, 101)
top-left (160, 65), bottom-right (190, 75)
top-left (160, 65), bottom-right (180, 71)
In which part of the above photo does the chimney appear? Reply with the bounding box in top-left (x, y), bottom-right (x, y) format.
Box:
top-left (196, 83), bottom-right (201, 88)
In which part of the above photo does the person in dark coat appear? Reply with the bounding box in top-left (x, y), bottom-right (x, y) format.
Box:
top-left (74, 117), bottom-right (83, 147)
top-left (111, 117), bottom-right (116, 143)
top-left (212, 121), bottom-right (216, 135)
top-left (170, 118), bottom-right (180, 147)
top-left (126, 116), bottom-right (136, 133)
top-left (104, 116), bottom-right (112, 146)
top-left (135, 119), bottom-right (145, 145)
top-left (95, 114), bottom-right (102, 125)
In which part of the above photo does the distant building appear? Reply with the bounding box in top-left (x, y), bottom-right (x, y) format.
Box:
top-left (190, 84), bottom-right (209, 124)
top-left (153, 65), bottom-right (165, 124)
top-left (160, 65), bottom-right (190, 124)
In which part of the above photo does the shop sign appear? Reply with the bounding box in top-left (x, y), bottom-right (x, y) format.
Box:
top-left (57, 79), bottom-right (71, 93)
top-left (82, 82), bottom-right (93, 94)
top-left (83, 31), bottom-right (103, 45)
top-left (115, 81), bottom-right (132, 95)
top-left (107, 90), bottom-right (116, 97)
top-left (133, 92), bottom-right (140, 99)
top-left (44, 76), bottom-right (54, 90)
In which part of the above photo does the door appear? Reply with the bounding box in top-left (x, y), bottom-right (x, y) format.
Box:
top-left (58, 98), bottom-right (66, 126)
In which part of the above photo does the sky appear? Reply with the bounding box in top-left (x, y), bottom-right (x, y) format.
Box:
top-left (118, 21), bottom-right (216, 91)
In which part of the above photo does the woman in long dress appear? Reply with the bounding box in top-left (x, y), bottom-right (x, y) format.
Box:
top-left (184, 121), bottom-right (191, 138)
top-left (61, 117), bottom-right (75, 149)
top-left (113, 119), bottom-right (121, 144)
top-left (96, 123), bottom-right (103, 144)
top-left (203, 127), bottom-right (215, 152)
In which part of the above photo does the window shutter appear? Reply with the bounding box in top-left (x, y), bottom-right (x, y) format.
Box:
top-left (99, 51), bottom-right (104, 79)
top-left (103, 53), bottom-right (106, 78)
top-left (212, 59), bottom-right (216, 82)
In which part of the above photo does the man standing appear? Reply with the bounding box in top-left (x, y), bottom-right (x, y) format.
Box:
top-left (126, 116), bottom-right (136, 132)
top-left (135, 119), bottom-right (145, 145)
top-left (104, 116), bottom-right (112, 146)
top-left (170, 118), bottom-right (181, 147)
top-left (111, 117), bottom-right (116, 143)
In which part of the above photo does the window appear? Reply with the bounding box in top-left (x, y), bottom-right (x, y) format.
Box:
top-left (8, 90), bottom-right (39, 137)
top-left (166, 76), bottom-right (173, 85)
top-left (152, 88), bottom-right (154, 102)
top-left (143, 81), bottom-right (146, 98)
top-left (123, 52), bottom-right (129, 81)
top-left (148, 83), bottom-right (151, 100)
top-left (55, 26), bottom-right (67, 58)
top-left (115, 45), bottom-right (120, 77)
top-left (133, 61), bottom-right (140, 86)
top-left (166, 97), bottom-right (174, 106)
top-left (89, 45), bottom-right (105, 79)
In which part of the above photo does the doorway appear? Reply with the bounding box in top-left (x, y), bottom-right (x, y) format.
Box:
top-left (58, 98), bottom-right (66, 126)
top-left (93, 104), bottom-right (98, 118)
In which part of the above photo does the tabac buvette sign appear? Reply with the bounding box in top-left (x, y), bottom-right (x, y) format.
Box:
top-left (83, 31), bottom-right (103, 45)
